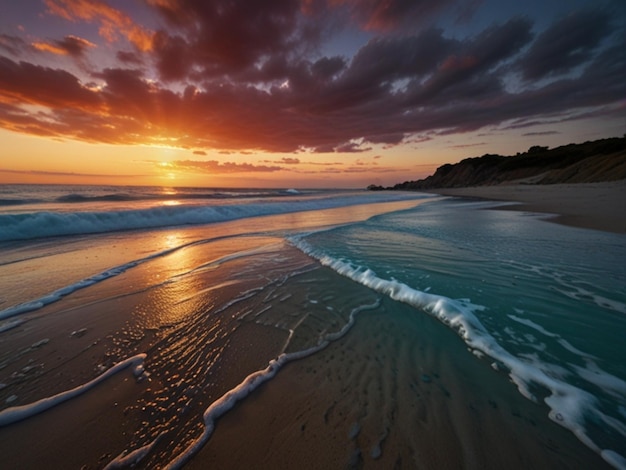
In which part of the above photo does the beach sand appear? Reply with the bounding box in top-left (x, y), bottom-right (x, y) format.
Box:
top-left (428, 180), bottom-right (626, 233)
top-left (0, 191), bottom-right (619, 469)
top-left (0, 199), bottom-right (425, 468)
top-left (189, 297), bottom-right (608, 469)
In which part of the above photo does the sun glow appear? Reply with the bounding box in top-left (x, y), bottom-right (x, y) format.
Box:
top-left (161, 200), bottom-right (181, 206)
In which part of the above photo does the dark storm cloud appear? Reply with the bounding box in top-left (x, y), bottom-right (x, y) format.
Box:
top-left (517, 8), bottom-right (613, 81)
top-left (149, 0), bottom-right (303, 79)
top-left (0, 1), bottom-right (623, 154)
top-left (0, 56), bottom-right (101, 109)
top-left (329, 0), bottom-right (457, 31)
top-left (406, 18), bottom-right (533, 106)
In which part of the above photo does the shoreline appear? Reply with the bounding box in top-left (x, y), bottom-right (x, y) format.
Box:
top-left (424, 180), bottom-right (626, 234)
top-left (0, 194), bottom-right (622, 469)
top-left (188, 298), bottom-right (610, 470)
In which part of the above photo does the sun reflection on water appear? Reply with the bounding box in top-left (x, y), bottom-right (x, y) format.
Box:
top-left (161, 200), bottom-right (181, 206)
top-left (131, 231), bottom-right (206, 328)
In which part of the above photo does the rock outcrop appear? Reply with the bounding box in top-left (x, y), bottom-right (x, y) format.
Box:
top-left (384, 136), bottom-right (626, 190)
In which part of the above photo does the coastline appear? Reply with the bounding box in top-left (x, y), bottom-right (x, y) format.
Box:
top-left (425, 180), bottom-right (626, 234)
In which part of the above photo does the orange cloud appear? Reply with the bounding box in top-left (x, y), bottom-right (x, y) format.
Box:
top-left (44, 0), bottom-right (154, 51)
top-left (170, 160), bottom-right (283, 174)
top-left (32, 42), bottom-right (67, 55)
top-left (33, 35), bottom-right (96, 56)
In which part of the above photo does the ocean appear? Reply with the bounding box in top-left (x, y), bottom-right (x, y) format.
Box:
top-left (0, 184), bottom-right (624, 469)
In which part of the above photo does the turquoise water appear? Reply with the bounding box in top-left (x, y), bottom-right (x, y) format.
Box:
top-left (291, 198), bottom-right (626, 466)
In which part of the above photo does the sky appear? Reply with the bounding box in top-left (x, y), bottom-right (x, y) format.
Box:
top-left (0, 0), bottom-right (624, 188)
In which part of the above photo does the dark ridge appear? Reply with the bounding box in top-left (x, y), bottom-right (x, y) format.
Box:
top-left (372, 136), bottom-right (626, 190)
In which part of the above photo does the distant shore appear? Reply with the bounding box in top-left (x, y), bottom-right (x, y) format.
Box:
top-left (426, 180), bottom-right (626, 234)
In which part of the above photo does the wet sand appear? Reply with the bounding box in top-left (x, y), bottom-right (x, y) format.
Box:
top-left (428, 180), bottom-right (626, 233)
top-left (0, 237), bottom-right (298, 469)
top-left (0, 200), bottom-right (426, 469)
top-left (189, 297), bottom-right (609, 469)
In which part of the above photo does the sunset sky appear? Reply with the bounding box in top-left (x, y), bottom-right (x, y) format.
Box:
top-left (0, 0), bottom-right (624, 188)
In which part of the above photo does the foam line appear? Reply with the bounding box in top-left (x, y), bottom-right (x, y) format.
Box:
top-left (164, 300), bottom-right (379, 469)
top-left (289, 236), bottom-right (626, 469)
top-left (0, 354), bottom-right (147, 426)
top-left (104, 435), bottom-right (161, 470)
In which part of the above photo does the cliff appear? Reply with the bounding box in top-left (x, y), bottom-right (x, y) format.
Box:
top-left (387, 136), bottom-right (626, 190)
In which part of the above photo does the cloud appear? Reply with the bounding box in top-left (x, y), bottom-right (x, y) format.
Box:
top-left (0, 2), bottom-right (623, 159)
top-left (193, 150), bottom-right (207, 155)
top-left (170, 160), bottom-right (283, 174)
top-left (522, 131), bottom-right (560, 136)
top-left (149, 0), bottom-right (305, 79)
top-left (44, 0), bottom-right (154, 51)
top-left (334, 142), bottom-right (372, 153)
top-left (0, 56), bottom-right (101, 110)
top-left (327, 0), bottom-right (456, 31)
top-left (406, 18), bottom-right (533, 106)
top-left (33, 35), bottom-right (96, 57)
top-left (0, 34), bottom-right (28, 56)
top-left (449, 142), bottom-right (486, 149)
top-left (0, 168), bottom-right (143, 177)
top-left (116, 50), bottom-right (143, 65)
top-left (517, 8), bottom-right (612, 81)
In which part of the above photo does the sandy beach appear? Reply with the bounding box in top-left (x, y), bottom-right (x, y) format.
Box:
top-left (189, 298), bottom-right (608, 470)
top-left (428, 180), bottom-right (626, 234)
top-left (0, 188), bottom-right (623, 469)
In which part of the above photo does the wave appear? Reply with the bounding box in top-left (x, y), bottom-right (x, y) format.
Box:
top-left (0, 198), bottom-right (43, 207)
top-left (53, 189), bottom-right (302, 204)
top-left (0, 186), bottom-right (312, 208)
top-left (289, 235), bottom-right (626, 469)
top-left (55, 193), bottom-right (137, 203)
top-left (0, 193), bottom-right (426, 242)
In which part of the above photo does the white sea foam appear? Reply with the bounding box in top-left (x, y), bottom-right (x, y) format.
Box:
top-left (104, 435), bottom-right (160, 470)
top-left (0, 354), bottom-right (147, 426)
top-left (509, 315), bottom-right (597, 359)
top-left (164, 300), bottom-right (379, 469)
top-left (289, 236), bottom-right (626, 468)
top-left (508, 314), bottom-right (558, 337)
top-left (0, 192), bottom-right (427, 242)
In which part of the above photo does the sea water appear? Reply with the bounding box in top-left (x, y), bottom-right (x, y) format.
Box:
top-left (292, 198), bottom-right (626, 467)
top-left (0, 185), bottom-right (624, 468)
